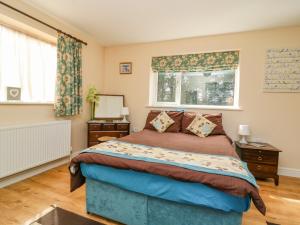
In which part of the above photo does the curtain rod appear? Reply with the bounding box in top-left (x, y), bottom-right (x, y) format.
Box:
top-left (0, 1), bottom-right (87, 45)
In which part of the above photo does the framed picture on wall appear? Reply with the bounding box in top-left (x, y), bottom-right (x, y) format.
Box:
top-left (119, 62), bottom-right (132, 74)
top-left (7, 87), bottom-right (21, 101)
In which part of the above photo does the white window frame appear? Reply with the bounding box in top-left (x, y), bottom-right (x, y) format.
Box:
top-left (149, 68), bottom-right (241, 110)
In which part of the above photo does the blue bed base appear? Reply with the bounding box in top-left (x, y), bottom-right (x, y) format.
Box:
top-left (86, 178), bottom-right (242, 225)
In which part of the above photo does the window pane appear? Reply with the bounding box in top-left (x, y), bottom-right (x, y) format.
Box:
top-left (157, 72), bottom-right (176, 102)
top-left (180, 70), bottom-right (235, 106)
top-left (0, 25), bottom-right (56, 103)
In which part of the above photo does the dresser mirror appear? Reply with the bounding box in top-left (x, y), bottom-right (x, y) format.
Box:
top-left (94, 94), bottom-right (124, 120)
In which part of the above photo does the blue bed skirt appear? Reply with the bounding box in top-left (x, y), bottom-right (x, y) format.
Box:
top-left (86, 178), bottom-right (242, 225)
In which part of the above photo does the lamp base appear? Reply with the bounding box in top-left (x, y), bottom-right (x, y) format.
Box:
top-left (239, 136), bottom-right (248, 144)
top-left (121, 116), bottom-right (128, 123)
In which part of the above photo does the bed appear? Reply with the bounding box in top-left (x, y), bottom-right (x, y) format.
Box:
top-left (70, 112), bottom-right (265, 225)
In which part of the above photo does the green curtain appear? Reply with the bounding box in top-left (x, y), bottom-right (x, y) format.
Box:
top-left (54, 33), bottom-right (83, 117)
top-left (151, 51), bottom-right (239, 72)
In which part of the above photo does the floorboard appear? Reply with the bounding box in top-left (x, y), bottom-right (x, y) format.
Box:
top-left (0, 165), bottom-right (299, 225)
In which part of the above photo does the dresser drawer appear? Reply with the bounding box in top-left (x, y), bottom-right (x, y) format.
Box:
top-left (242, 149), bottom-right (278, 165)
top-left (102, 124), bottom-right (116, 131)
top-left (89, 131), bottom-right (128, 142)
top-left (88, 142), bottom-right (99, 147)
top-left (119, 132), bottom-right (129, 138)
top-left (248, 163), bottom-right (277, 175)
top-left (88, 124), bottom-right (101, 131)
top-left (89, 131), bottom-right (102, 142)
top-left (116, 123), bottom-right (129, 131)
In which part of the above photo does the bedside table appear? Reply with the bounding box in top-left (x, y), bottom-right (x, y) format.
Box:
top-left (235, 141), bottom-right (282, 185)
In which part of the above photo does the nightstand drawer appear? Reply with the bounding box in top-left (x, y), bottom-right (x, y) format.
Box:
top-left (248, 163), bottom-right (277, 175)
top-left (242, 149), bottom-right (278, 165)
top-left (116, 124), bottom-right (129, 131)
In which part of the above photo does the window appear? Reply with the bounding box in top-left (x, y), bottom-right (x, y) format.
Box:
top-left (150, 51), bottom-right (240, 109)
top-left (0, 25), bottom-right (57, 103)
top-left (152, 70), bottom-right (239, 108)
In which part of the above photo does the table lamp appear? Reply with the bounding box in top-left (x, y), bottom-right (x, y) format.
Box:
top-left (238, 125), bottom-right (250, 144)
top-left (121, 107), bottom-right (129, 122)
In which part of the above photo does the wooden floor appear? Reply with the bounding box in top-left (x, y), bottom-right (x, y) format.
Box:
top-left (0, 165), bottom-right (299, 225)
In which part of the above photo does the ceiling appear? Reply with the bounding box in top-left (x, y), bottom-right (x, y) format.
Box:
top-left (22, 0), bottom-right (300, 46)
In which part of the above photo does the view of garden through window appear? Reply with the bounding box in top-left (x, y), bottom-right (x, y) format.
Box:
top-left (156, 70), bottom-right (236, 106)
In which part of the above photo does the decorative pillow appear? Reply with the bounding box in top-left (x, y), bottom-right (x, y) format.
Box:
top-left (186, 114), bottom-right (217, 137)
top-left (150, 111), bottom-right (175, 133)
top-left (144, 110), bottom-right (183, 132)
top-left (182, 112), bottom-right (226, 135)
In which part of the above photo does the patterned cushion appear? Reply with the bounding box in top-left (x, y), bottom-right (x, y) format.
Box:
top-left (150, 111), bottom-right (175, 133)
top-left (187, 114), bottom-right (217, 137)
top-left (144, 110), bottom-right (183, 132)
top-left (182, 112), bottom-right (225, 135)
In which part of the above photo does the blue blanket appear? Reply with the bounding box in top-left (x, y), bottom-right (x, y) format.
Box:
top-left (81, 163), bottom-right (250, 213)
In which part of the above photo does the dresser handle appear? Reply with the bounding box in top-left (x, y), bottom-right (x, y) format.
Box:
top-left (256, 165), bottom-right (262, 170)
top-left (257, 156), bottom-right (263, 161)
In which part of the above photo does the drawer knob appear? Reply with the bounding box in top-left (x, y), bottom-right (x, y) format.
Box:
top-left (256, 165), bottom-right (262, 170)
top-left (257, 156), bottom-right (263, 161)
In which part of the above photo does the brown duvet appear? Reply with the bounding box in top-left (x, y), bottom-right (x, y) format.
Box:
top-left (70, 129), bottom-right (266, 215)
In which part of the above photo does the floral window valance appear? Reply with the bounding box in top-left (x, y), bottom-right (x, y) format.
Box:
top-left (151, 50), bottom-right (239, 72)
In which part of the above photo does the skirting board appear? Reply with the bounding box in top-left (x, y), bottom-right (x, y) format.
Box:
top-left (0, 157), bottom-right (70, 188)
top-left (278, 167), bottom-right (300, 178)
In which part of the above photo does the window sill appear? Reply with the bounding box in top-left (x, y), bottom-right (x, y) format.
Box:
top-left (146, 104), bottom-right (242, 111)
top-left (0, 101), bottom-right (54, 105)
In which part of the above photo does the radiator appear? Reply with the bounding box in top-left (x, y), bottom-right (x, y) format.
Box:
top-left (0, 120), bottom-right (71, 179)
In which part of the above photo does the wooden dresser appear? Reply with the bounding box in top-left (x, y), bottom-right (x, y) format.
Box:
top-left (235, 141), bottom-right (282, 185)
top-left (87, 121), bottom-right (130, 147)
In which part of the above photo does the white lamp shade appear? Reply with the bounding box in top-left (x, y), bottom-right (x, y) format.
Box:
top-left (238, 125), bottom-right (250, 136)
top-left (121, 107), bottom-right (129, 116)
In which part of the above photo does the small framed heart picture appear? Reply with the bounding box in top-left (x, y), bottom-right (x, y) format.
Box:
top-left (7, 87), bottom-right (21, 101)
